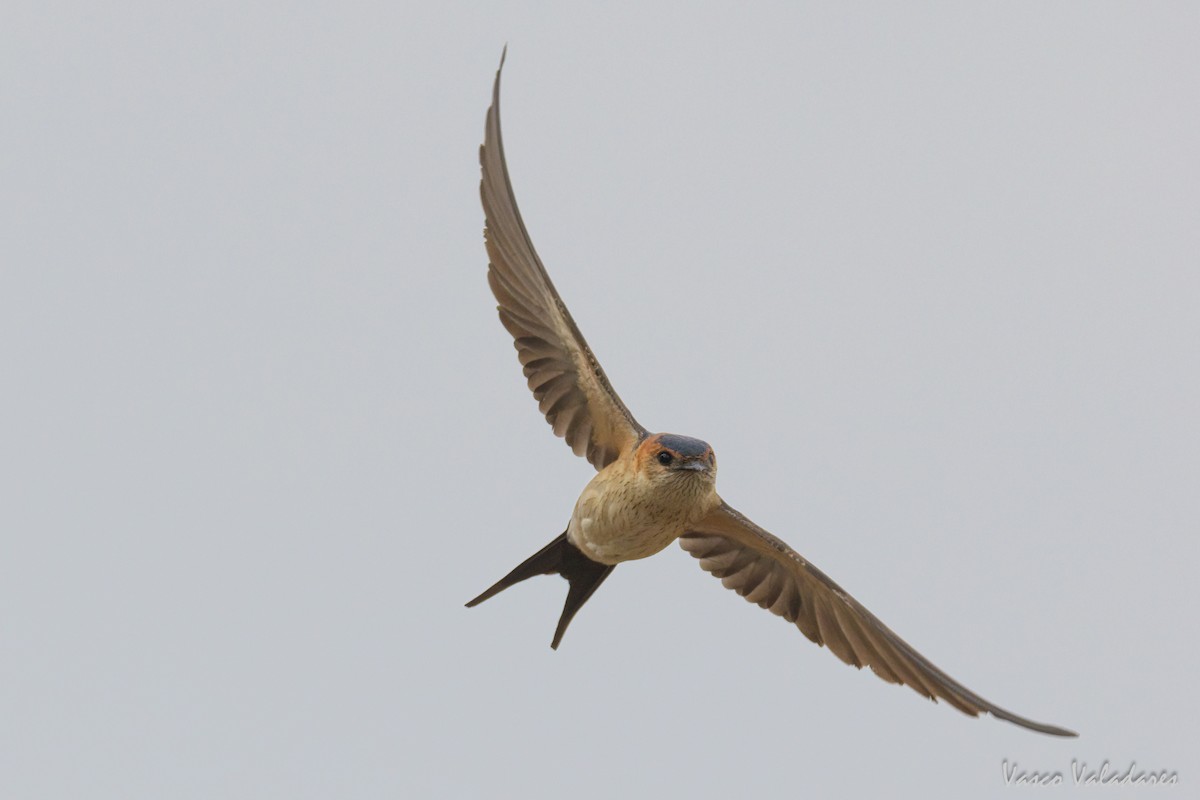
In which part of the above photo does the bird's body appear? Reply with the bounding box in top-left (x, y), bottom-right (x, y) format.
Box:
top-left (467, 49), bottom-right (1076, 738)
top-left (569, 434), bottom-right (721, 564)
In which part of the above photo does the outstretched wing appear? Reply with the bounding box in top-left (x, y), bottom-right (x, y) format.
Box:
top-left (479, 52), bottom-right (647, 470)
top-left (680, 501), bottom-right (1076, 736)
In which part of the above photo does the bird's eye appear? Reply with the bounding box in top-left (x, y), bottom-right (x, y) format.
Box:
top-left (656, 451), bottom-right (673, 466)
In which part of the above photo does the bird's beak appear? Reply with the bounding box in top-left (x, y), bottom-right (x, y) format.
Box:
top-left (676, 459), bottom-right (711, 473)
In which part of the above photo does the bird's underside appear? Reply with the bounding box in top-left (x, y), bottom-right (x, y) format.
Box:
top-left (468, 48), bottom-right (1076, 738)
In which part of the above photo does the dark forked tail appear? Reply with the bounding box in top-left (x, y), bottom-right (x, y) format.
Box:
top-left (465, 532), bottom-right (615, 649)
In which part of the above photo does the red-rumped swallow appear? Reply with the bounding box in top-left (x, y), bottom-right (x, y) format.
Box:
top-left (467, 51), bottom-right (1075, 738)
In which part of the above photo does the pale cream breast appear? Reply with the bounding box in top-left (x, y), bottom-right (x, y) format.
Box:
top-left (566, 460), bottom-right (719, 564)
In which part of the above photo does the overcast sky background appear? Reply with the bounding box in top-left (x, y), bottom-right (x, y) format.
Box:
top-left (2, 3), bottom-right (1197, 798)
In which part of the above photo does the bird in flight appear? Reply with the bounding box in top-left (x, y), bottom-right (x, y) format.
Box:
top-left (467, 50), bottom-right (1075, 738)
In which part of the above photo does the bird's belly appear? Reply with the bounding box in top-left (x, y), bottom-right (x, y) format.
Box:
top-left (566, 483), bottom-right (700, 565)
top-left (565, 464), bottom-right (719, 565)
top-left (571, 514), bottom-right (682, 564)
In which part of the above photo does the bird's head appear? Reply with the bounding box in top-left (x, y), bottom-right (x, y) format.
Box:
top-left (635, 433), bottom-right (717, 487)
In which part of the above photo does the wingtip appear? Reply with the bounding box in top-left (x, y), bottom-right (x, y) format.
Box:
top-left (494, 45), bottom-right (507, 83)
top-left (487, 46), bottom-right (506, 123)
top-left (990, 710), bottom-right (1079, 738)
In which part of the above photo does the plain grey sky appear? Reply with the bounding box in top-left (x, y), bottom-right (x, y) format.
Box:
top-left (2, 3), bottom-right (1197, 798)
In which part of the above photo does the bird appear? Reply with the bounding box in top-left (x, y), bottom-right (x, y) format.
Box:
top-left (466, 50), bottom-right (1076, 738)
